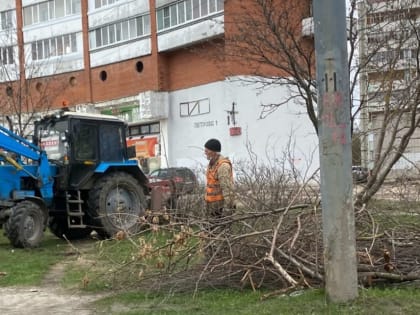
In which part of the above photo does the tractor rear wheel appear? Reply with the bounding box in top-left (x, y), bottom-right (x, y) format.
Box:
top-left (88, 172), bottom-right (147, 238)
top-left (4, 200), bottom-right (47, 248)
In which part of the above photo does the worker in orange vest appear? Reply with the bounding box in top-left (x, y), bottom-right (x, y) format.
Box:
top-left (204, 138), bottom-right (235, 219)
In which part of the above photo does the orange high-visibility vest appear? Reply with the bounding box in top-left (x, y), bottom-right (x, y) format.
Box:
top-left (205, 158), bottom-right (232, 203)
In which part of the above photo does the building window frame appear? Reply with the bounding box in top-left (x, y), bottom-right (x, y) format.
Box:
top-left (89, 14), bottom-right (151, 50)
top-left (31, 33), bottom-right (78, 61)
top-left (94, 0), bottom-right (122, 9)
top-left (23, 0), bottom-right (81, 27)
top-left (180, 98), bottom-right (210, 117)
top-left (129, 122), bottom-right (160, 136)
top-left (156, 0), bottom-right (224, 32)
top-left (0, 9), bottom-right (14, 31)
top-left (0, 46), bottom-right (14, 65)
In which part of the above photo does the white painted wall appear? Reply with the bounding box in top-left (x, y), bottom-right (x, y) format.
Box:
top-left (0, 0), bottom-right (15, 11)
top-left (24, 16), bottom-right (82, 42)
top-left (90, 38), bottom-right (151, 67)
top-left (22, 0), bottom-right (43, 6)
top-left (165, 78), bottom-right (319, 182)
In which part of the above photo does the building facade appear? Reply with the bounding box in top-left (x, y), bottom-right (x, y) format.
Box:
top-left (0, 0), bottom-right (318, 178)
top-left (358, 0), bottom-right (420, 176)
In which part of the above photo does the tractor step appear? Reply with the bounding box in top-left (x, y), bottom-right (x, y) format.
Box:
top-left (67, 199), bottom-right (84, 204)
top-left (65, 190), bottom-right (86, 228)
top-left (67, 211), bottom-right (85, 216)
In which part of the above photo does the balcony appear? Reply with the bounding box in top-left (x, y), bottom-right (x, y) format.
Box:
top-left (138, 91), bottom-right (169, 120)
top-left (157, 15), bottom-right (224, 52)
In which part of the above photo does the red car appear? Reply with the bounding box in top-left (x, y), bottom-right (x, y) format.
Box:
top-left (147, 167), bottom-right (198, 208)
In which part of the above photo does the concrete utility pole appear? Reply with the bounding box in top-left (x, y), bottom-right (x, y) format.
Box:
top-left (313, 0), bottom-right (358, 302)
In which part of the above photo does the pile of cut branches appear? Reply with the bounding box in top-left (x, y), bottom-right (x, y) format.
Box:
top-left (138, 198), bottom-right (420, 294)
top-left (93, 154), bottom-right (420, 294)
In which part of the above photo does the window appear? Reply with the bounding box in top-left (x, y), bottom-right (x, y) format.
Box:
top-left (121, 20), bottom-right (129, 40)
top-left (100, 124), bottom-right (124, 161)
top-left (170, 5), bottom-right (177, 27)
top-left (186, 0), bottom-right (192, 20)
top-left (0, 10), bottom-right (14, 30)
top-left (150, 123), bottom-right (160, 134)
top-left (129, 122), bottom-right (160, 136)
top-left (57, 36), bottom-right (63, 55)
top-left (44, 41), bottom-right (50, 58)
top-left (180, 98), bottom-right (210, 117)
top-left (101, 27), bottom-right (109, 46)
top-left (163, 7), bottom-right (170, 28)
top-left (109, 24), bottom-right (116, 44)
top-left (70, 33), bottom-right (77, 52)
top-left (89, 14), bottom-right (151, 50)
top-left (56, 0), bottom-right (65, 18)
top-left (94, 0), bottom-right (122, 9)
top-left (23, 0), bottom-right (80, 26)
top-left (178, 2), bottom-right (185, 24)
top-left (50, 38), bottom-right (56, 55)
top-left (192, 0), bottom-right (200, 19)
top-left (75, 124), bottom-right (97, 160)
top-left (130, 126), bottom-right (139, 135)
top-left (38, 121), bottom-right (68, 160)
top-left (23, 7), bottom-right (32, 26)
top-left (31, 33), bottom-right (78, 61)
top-left (37, 42), bottom-right (43, 60)
top-left (116, 23), bottom-right (122, 41)
top-left (136, 17), bottom-right (143, 36)
top-left (49, 0), bottom-right (55, 19)
top-left (0, 46), bottom-right (14, 65)
top-left (129, 19), bottom-right (136, 39)
top-left (201, 0), bottom-right (208, 16)
top-left (140, 125), bottom-right (150, 134)
top-left (33, 5), bottom-right (39, 24)
top-left (209, 0), bottom-right (216, 13)
top-left (95, 29), bottom-right (102, 47)
top-left (156, 0), bottom-right (224, 31)
top-left (39, 2), bottom-right (49, 22)
top-left (143, 15), bottom-right (150, 33)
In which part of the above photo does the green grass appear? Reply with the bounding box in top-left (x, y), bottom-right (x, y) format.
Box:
top-left (0, 231), bottom-right (67, 286)
top-left (61, 229), bottom-right (202, 292)
top-left (2, 223), bottom-right (420, 314)
top-left (93, 287), bottom-right (420, 315)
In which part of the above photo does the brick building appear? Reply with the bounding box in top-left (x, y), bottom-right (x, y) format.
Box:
top-left (0, 0), bottom-right (318, 177)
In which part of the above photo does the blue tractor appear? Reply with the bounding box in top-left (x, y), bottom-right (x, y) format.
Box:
top-left (0, 110), bottom-right (150, 248)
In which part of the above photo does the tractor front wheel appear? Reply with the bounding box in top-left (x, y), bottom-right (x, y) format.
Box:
top-left (4, 200), bottom-right (47, 248)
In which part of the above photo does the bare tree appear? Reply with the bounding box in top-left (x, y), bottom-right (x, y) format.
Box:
top-left (355, 0), bottom-right (420, 205)
top-left (0, 20), bottom-right (70, 137)
top-left (221, 0), bottom-right (420, 207)
top-left (223, 0), bottom-right (318, 131)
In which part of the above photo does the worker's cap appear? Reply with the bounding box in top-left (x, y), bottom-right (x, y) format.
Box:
top-left (204, 138), bottom-right (221, 152)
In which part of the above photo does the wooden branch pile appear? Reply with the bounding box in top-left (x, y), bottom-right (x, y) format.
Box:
top-left (160, 202), bottom-right (420, 292)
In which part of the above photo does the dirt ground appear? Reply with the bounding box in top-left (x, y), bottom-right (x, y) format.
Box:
top-left (0, 286), bottom-right (102, 315)
top-left (0, 245), bottom-right (108, 315)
